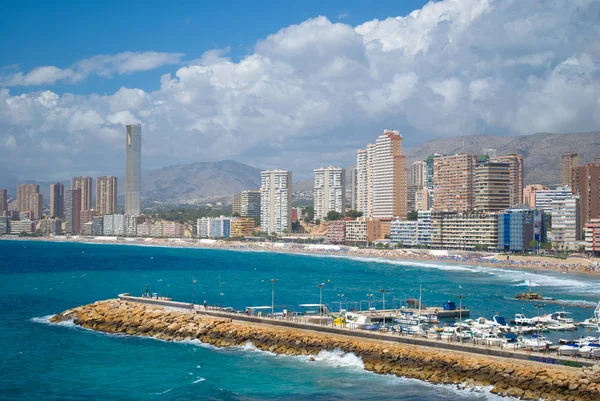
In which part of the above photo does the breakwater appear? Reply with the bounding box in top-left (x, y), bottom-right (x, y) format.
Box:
top-left (50, 299), bottom-right (600, 401)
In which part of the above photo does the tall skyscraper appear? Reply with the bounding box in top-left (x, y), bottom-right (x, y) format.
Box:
top-left (474, 162), bottom-right (511, 212)
top-left (71, 176), bottom-right (92, 211)
top-left (65, 189), bottom-right (82, 235)
top-left (232, 190), bottom-right (261, 218)
top-left (350, 168), bottom-right (358, 211)
top-left (16, 184), bottom-right (40, 213)
top-left (314, 166), bottom-right (345, 220)
top-left (409, 160), bottom-right (427, 187)
top-left (260, 170), bottom-right (292, 234)
top-left (425, 154), bottom-right (441, 191)
top-left (433, 154), bottom-right (478, 212)
top-left (232, 193), bottom-right (242, 215)
top-left (0, 188), bottom-right (7, 216)
top-left (125, 123), bottom-right (142, 216)
top-left (49, 183), bottom-right (64, 218)
top-left (355, 148), bottom-right (371, 216)
top-left (369, 130), bottom-right (408, 218)
top-left (572, 163), bottom-right (600, 225)
top-left (492, 154), bottom-right (524, 206)
top-left (561, 152), bottom-right (579, 186)
top-left (31, 193), bottom-right (44, 220)
top-left (96, 176), bottom-right (118, 215)
top-left (523, 184), bottom-right (548, 208)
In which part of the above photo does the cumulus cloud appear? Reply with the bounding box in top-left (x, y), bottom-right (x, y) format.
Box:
top-left (1, 51), bottom-right (184, 87)
top-left (1, 0), bottom-right (600, 182)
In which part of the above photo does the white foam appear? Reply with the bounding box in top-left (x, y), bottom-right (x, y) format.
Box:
top-left (311, 349), bottom-right (365, 371)
top-left (192, 377), bottom-right (206, 384)
top-left (30, 315), bottom-right (79, 329)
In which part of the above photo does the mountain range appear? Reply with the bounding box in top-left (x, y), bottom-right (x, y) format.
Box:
top-left (2, 131), bottom-right (599, 204)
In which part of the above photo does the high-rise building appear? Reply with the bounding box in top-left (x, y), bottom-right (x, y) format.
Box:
top-left (409, 161), bottom-right (427, 187)
top-left (31, 193), bottom-right (44, 220)
top-left (16, 184), bottom-right (40, 213)
top-left (49, 183), bottom-right (64, 218)
top-left (524, 184), bottom-right (548, 209)
top-left (497, 208), bottom-right (546, 252)
top-left (425, 154), bottom-right (441, 191)
top-left (232, 193), bottom-right (242, 216)
top-left (125, 123), bottom-right (142, 216)
top-left (595, 156), bottom-right (600, 166)
top-left (355, 148), bottom-right (371, 216)
top-left (369, 130), bottom-right (407, 218)
top-left (430, 212), bottom-right (498, 250)
top-left (572, 163), bottom-right (600, 226)
top-left (72, 176), bottom-right (92, 211)
top-left (561, 152), bottom-right (579, 186)
top-left (433, 154), bottom-right (478, 212)
top-left (491, 154), bottom-right (524, 206)
top-left (551, 195), bottom-right (582, 250)
top-left (415, 188), bottom-right (432, 211)
top-left (314, 166), bottom-right (345, 220)
top-left (584, 219), bottom-right (600, 256)
top-left (96, 176), bottom-right (118, 215)
top-left (350, 168), bottom-right (358, 211)
top-left (535, 186), bottom-right (572, 213)
top-left (65, 189), bottom-right (82, 235)
top-left (232, 190), bottom-right (261, 218)
top-left (0, 188), bottom-right (7, 216)
top-left (474, 162), bottom-right (511, 212)
top-left (260, 170), bottom-right (292, 234)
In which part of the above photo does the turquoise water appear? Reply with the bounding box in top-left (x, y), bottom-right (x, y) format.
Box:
top-left (1, 240), bottom-right (599, 400)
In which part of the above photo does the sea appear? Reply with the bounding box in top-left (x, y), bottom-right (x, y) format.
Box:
top-left (1, 239), bottom-right (599, 401)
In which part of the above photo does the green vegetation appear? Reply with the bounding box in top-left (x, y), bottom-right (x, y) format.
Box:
top-left (407, 211), bottom-right (418, 220)
top-left (148, 205), bottom-right (232, 224)
top-left (326, 211), bottom-right (342, 221)
top-left (529, 239), bottom-right (539, 250)
top-left (302, 206), bottom-right (314, 223)
top-left (345, 210), bottom-right (363, 219)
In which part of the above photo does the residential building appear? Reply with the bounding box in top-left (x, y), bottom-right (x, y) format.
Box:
top-left (102, 214), bottom-right (125, 236)
top-left (0, 188), bottom-right (8, 216)
top-left (355, 147), bottom-right (372, 216)
top-left (345, 218), bottom-right (376, 245)
top-left (551, 196), bottom-right (581, 250)
top-left (10, 220), bottom-right (34, 235)
top-left (91, 216), bottom-right (104, 236)
top-left (136, 222), bottom-right (149, 237)
top-left (124, 215), bottom-right (138, 237)
top-left (232, 193), bottom-right (242, 216)
top-left (492, 154), bottom-right (524, 206)
top-left (20, 211), bottom-right (33, 221)
top-left (327, 220), bottom-right (346, 244)
top-left (350, 168), bottom-right (358, 211)
top-left (535, 186), bottom-right (572, 213)
top-left (38, 218), bottom-right (63, 235)
top-left (497, 208), bottom-right (546, 252)
top-left (96, 176), bottom-right (118, 215)
top-left (0, 216), bottom-right (9, 234)
top-left (370, 130), bottom-right (408, 218)
top-left (80, 209), bottom-right (97, 232)
top-left (197, 216), bottom-right (232, 238)
top-left (415, 188), bottom-right (432, 211)
top-left (430, 212), bottom-right (498, 250)
top-left (16, 184), bottom-right (40, 213)
top-left (425, 153), bottom-right (441, 191)
top-left (407, 185), bottom-right (418, 212)
top-left (596, 156), bottom-right (600, 166)
top-left (314, 166), bottom-right (345, 220)
top-left (81, 222), bottom-right (94, 236)
top-left (291, 208), bottom-right (299, 223)
top-left (417, 210), bottom-right (432, 246)
top-left (390, 220), bottom-right (418, 246)
top-left (524, 184), bottom-right (548, 209)
top-left (230, 218), bottom-right (255, 238)
top-left (197, 218), bottom-right (210, 238)
top-left (31, 193), bottom-right (43, 220)
top-left (72, 176), bottom-right (92, 211)
top-left (163, 222), bottom-right (184, 238)
top-left (561, 152), bottom-right (579, 186)
top-left (409, 161), bottom-right (427, 187)
top-left (150, 222), bottom-right (163, 237)
top-left (260, 170), bottom-right (292, 234)
top-left (584, 219), bottom-right (600, 256)
top-left (474, 162), bottom-right (511, 212)
top-left (65, 189), bottom-right (81, 235)
top-left (572, 163), bottom-right (600, 225)
top-left (433, 154), bottom-right (478, 212)
top-left (49, 183), bottom-right (64, 218)
top-left (125, 123), bottom-right (142, 216)
top-left (237, 190), bottom-right (261, 218)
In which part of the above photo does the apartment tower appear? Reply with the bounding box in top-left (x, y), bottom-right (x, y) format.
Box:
top-left (314, 166), bottom-right (345, 220)
top-left (16, 184), bottom-right (40, 213)
top-left (260, 170), bottom-right (292, 234)
top-left (49, 183), bottom-right (64, 218)
top-left (491, 154), bottom-right (524, 206)
top-left (474, 162), bottom-right (511, 212)
top-left (125, 123), bottom-right (142, 216)
top-left (433, 154), bottom-right (478, 212)
top-left (72, 176), bottom-right (92, 211)
top-left (561, 152), bottom-right (579, 186)
top-left (572, 163), bottom-right (600, 225)
top-left (0, 188), bottom-right (7, 216)
top-left (65, 189), bottom-right (82, 235)
top-left (96, 176), bottom-right (118, 215)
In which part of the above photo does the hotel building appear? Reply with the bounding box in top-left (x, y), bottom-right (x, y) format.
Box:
top-left (72, 176), bottom-right (92, 211)
top-left (474, 162), bottom-right (511, 212)
top-left (96, 176), bottom-right (118, 215)
top-left (314, 166), bottom-right (345, 221)
top-left (433, 154), bottom-right (478, 212)
top-left (260, 170), bottom-right (292, 234)
top-left (561, 152), bottom-right (579, 186)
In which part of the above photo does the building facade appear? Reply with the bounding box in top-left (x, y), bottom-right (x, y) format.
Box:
top-left (584, 219), bottom-right (600, 256)
top-left (430, 212), bottom-right (498, 250)
top-left (230, 218), bottom-right (255, 238)
top-left (260, 170), bottom-right (292, 234)
top-left (497, 208), bottom-right (546, 252)
top-left (535, 186), bottom-right (572, 213)
top-left (433, 154), bottom-right (478, 212)
top-left (327, 220), bottom-right (346, 244)
top-left (491, 154), bottom-right (524, 206)
top-left (409, 160), bottom-right (427, 187)
top-left (561, 152), bottom-right (579, 186)
top-left (551, 196), bottom-right (581, 250)
top-left (72, 176), bottom-right (92, 211)
top-left (10, 220), bottom-right (34, 234)
top-left (474, 162), bottom-right (511, 212)
top-left (345, 218), bottom-right (376, 244)
top-left (96, 176), bottom-right (118, 215)
top-left (415, 188), bottom-right (432, 211)
top-left (0, 216), bottom-right (9, 234)
top-left (572, 163), bottom-right (600, 226)
top-left (314, 166), bottom-right (345, 220)
top-left (49, 183), bottom-right (64, 218)
top-left (239, 190), bottom-right (261, 218)
top-left (31, 193), bottom-right (44, 220)
top-left (16, 184), bottom-right (40, 214)
top-left (355, 148), bottom-right (371, 216)
top-left (125, 123), bottom-right (142, 216)
top-left (232, 193), bottom-right (242, 216)
top-left (0, 188), bottom-right (7, 216)
top-left (524, 184), bottom-right (548, 209)
top-left (65, 189), bottom-right (82, 235)
top-left (390, 220), bottom-right (418, 246)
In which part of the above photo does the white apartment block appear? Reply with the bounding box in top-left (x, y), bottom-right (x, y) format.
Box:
top-left (102, 214), bottom-right (125, 236)
top-left (314, 166), bottom-right (345, 220)
top-left (551, 195), bottom-right (581, 250)
top-left (417, 210), bottom-right (432, 246)
top-left (260, 170), bottom-right (292, 234)
top-left (124, 215), bottom-right (137, 237)
top-left (535, 186), bottom-right (572, 213)
top-left (409, 160), bottom-right (427, 187)
top-left (430, 212), bottom-right (498, 250)
top-left (390, 220), bottom-right (418, 246)
top-left (197, 216), bottom-right (232, 238)
top-left (355, 148), bottom-right (370, 216)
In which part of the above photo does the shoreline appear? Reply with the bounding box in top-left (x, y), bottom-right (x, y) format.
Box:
top-left (3, 234), bottom-right (600, 277)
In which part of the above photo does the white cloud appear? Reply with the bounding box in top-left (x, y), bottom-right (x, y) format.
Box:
top-left (1, 51), bottom-right (184, 87)
top-left (1, 0), bottom-right (600, 181)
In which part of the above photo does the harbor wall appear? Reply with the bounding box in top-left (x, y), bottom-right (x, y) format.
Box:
top-left (51, 299), bottom-right (600, 401)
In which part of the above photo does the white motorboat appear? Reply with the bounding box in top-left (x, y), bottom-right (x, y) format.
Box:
top-left (552, 311), bottom-right (575, 324)
top-left (558, 344), bottom-right (580, 356)
top-left (518, 335), bottom-right (552, 351)
top-left (514, 313), bottom-right (535, 325)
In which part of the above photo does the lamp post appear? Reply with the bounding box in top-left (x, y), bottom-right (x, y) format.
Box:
top-left (379, 289), bottom-right (388, 328)
top-left (366, 293), bottom-right (374, 310)
top-left (337, 293), bottom-right (345, 313)
top-left (270, 278), bottom-right (278, 317)
top-left (317, 283), bottom-right (325, 316)
top-left (457, 294), bottom-right (466, 343)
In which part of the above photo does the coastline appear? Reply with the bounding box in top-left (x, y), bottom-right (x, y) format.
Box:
top-left (3, 234), bottom-right (600, 277)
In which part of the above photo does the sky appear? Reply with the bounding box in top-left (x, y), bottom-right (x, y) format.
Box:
top-left (1, 0), bottom-right (600, 183)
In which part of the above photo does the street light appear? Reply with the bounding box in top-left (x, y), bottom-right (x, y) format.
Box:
top-left (270, 278), bottom-right (278, 317)
top-left (337, 293), bottom-right (345, 313)
top-left (317, 283), bottom-right (325, 316)
top-left (457, 294), bottom-right (466, 343)
top-left (366, 293), bottom-right (374, 310)
top-left (379, 289), bottom-right (388, 328)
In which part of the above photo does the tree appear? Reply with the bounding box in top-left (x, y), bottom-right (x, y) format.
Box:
top-left (315, 218), bottom-right (321, 225)
top-left (407, 211), bottom-right (418, 220)
top-left (346, 210), bottom-right (363, 219)
top-left (541, 241), bottom-right (552, 251)
top-left (529, 239), bottom-right (539, 250)
top-left (326, 211), bottom-right (342, 221)
top-left (232, 212), bottom-right (240, 217)
top-left (303, 206), bottom-right (314, 223)
top-left (473, 244), bottom-right (487, 251)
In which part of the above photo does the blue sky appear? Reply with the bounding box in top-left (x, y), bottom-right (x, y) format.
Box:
top-left (1, 0), bottom-right (599, 183)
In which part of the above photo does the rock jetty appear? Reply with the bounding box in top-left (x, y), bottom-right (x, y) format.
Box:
top-left (51, 300), bottom-right (600, 401)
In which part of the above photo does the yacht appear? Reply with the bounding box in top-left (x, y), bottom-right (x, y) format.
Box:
top-left (518, 334), bottom-right (552, 351)
top-left (513, 313), bottom-right (535, 325)
top-left (552, 311), bottom-right (575, 324)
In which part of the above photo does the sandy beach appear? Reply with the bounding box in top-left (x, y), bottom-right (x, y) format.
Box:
top-left (4, 234), bottom-right (600, 276)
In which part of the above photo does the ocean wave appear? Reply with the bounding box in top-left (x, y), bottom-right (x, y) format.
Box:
top-left (192, 377), bottom-right (206, 384)
top-left (30, 315), bottom-right (78, 328)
